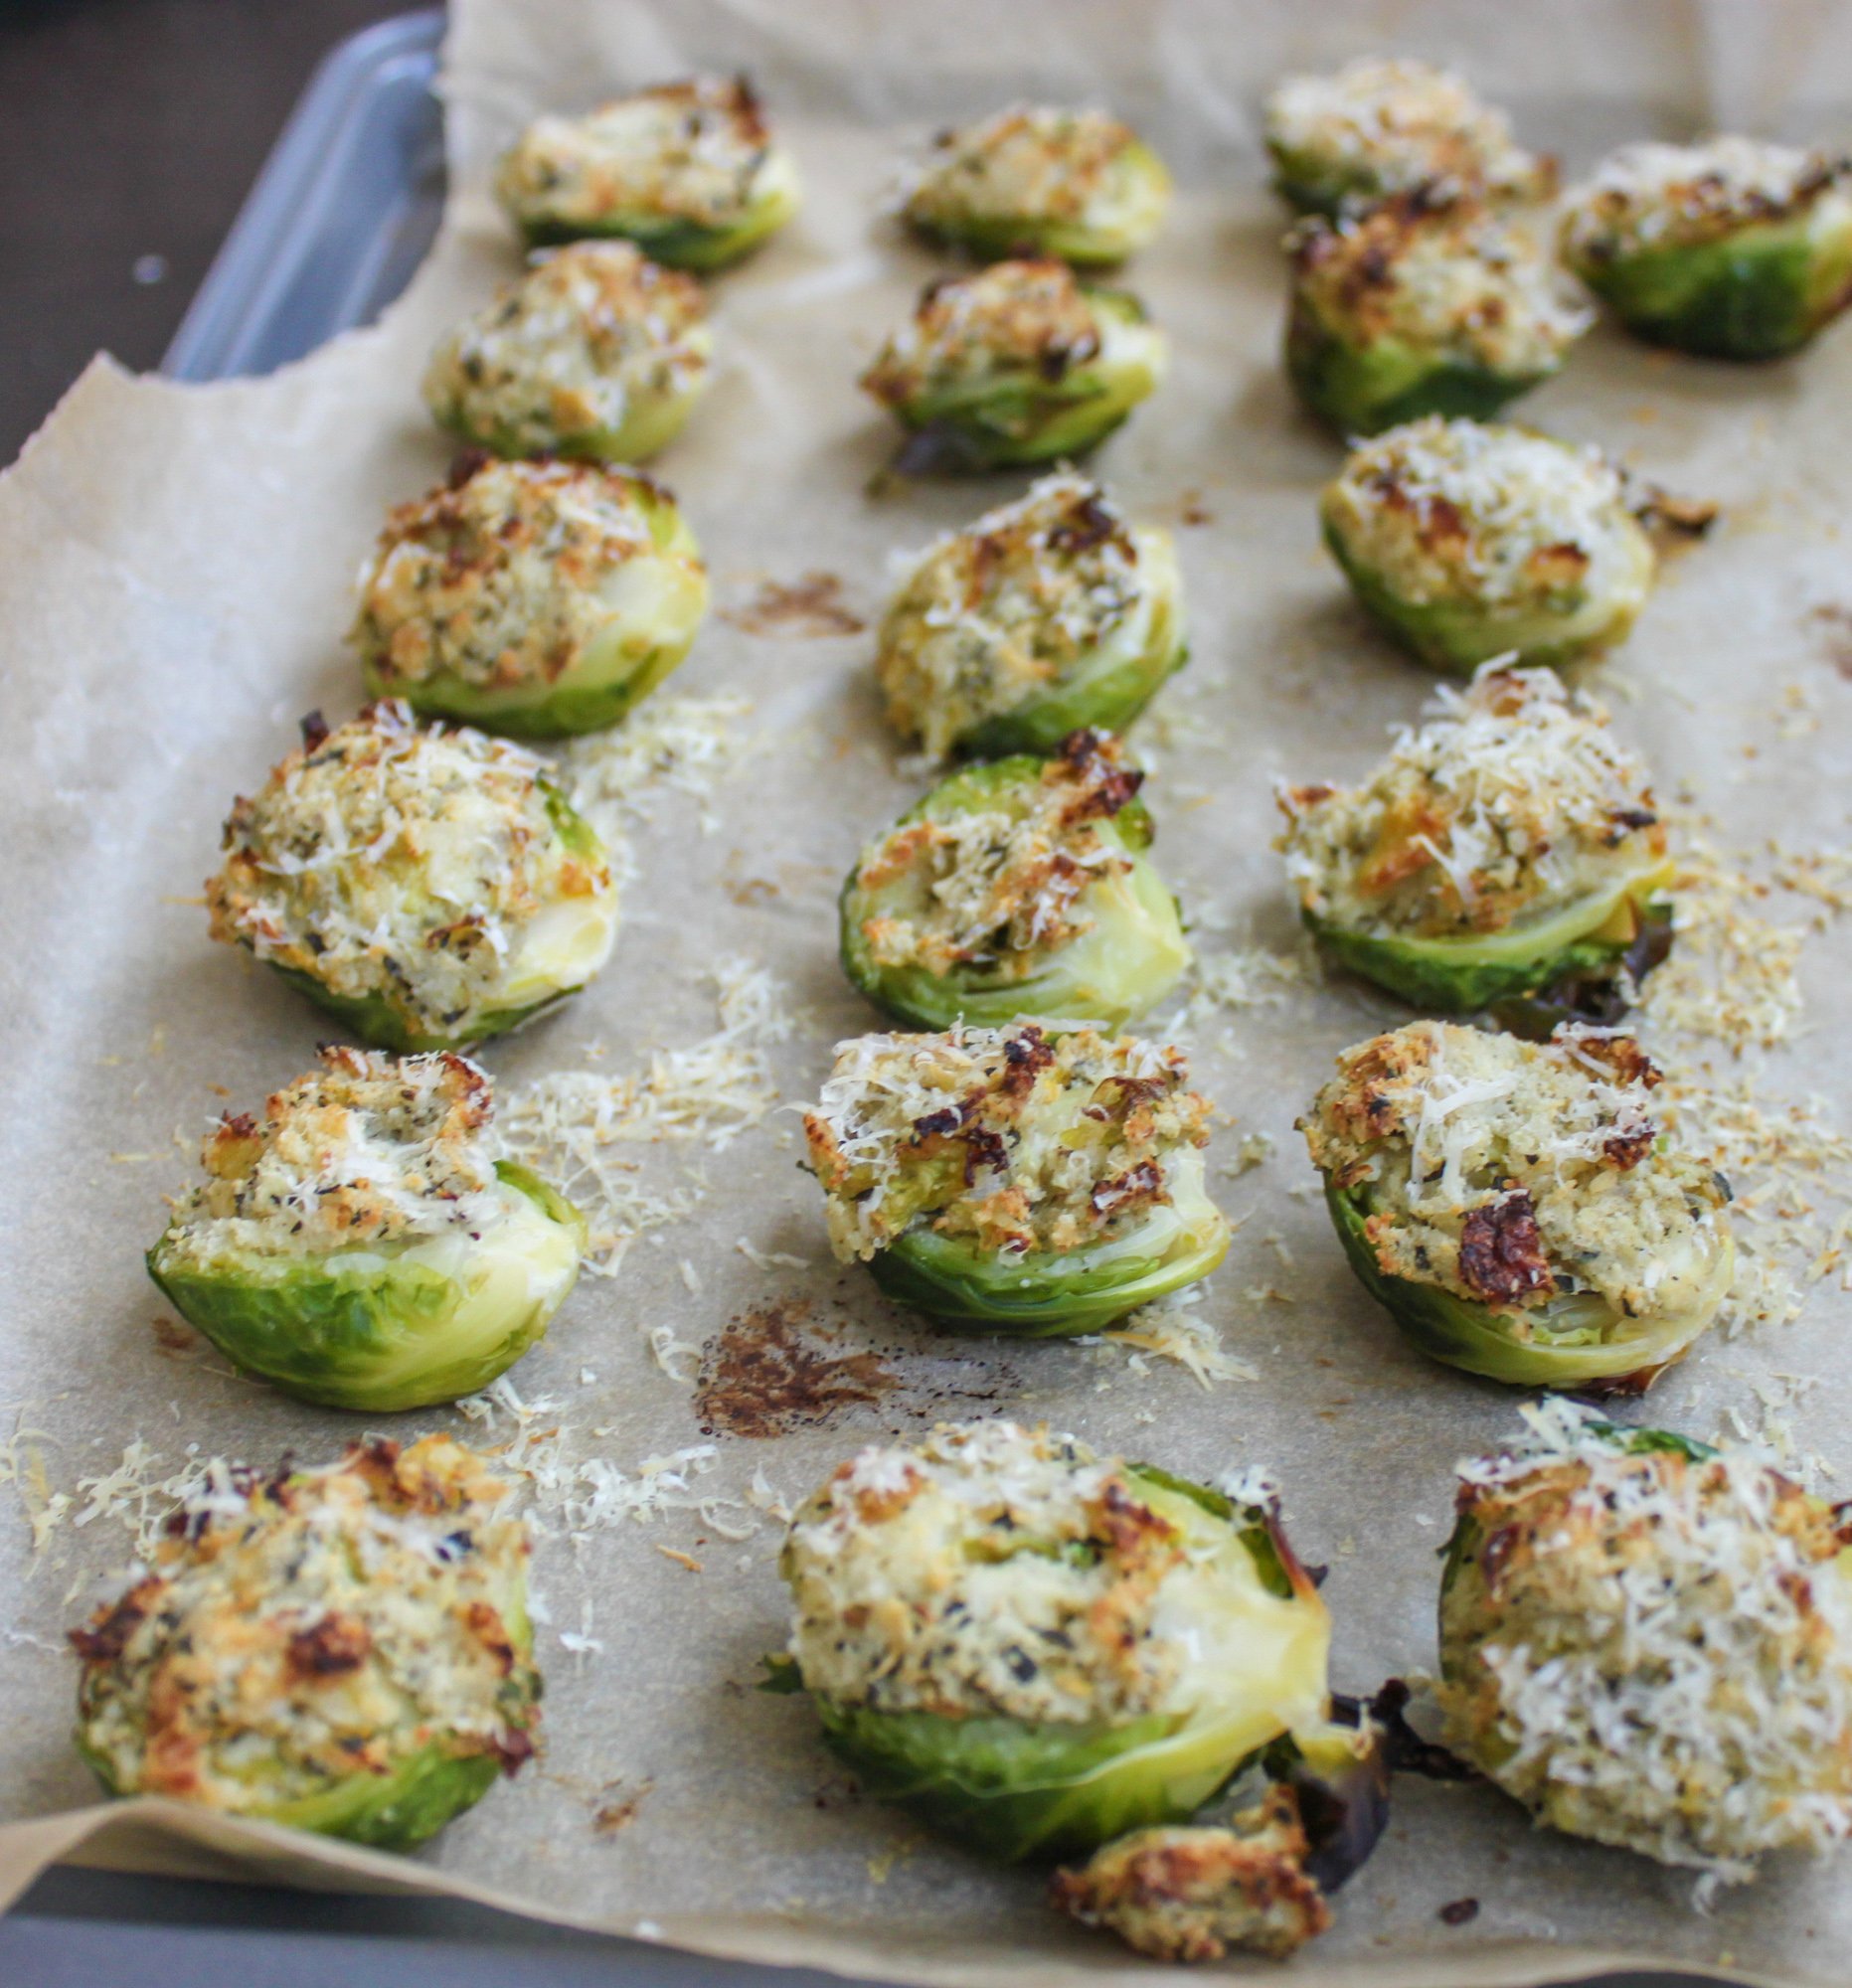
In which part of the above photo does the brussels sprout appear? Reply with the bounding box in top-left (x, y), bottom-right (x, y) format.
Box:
top-left (1278, 665), bottom-right (1673, 1015)
top-left (876, 470), bottom-right (1186, 758)
top-left (422, 242), bottom-right (711, 462)
top-left (146, 1049), bottom-right (584, 1411)
top-left (779, 1422), bottom-right (1334, 1861)
top-left (860, 258), bottom-right (1166, 471)
top-left (804, 1022), bottom-right (1230, 1335)
top-left (72, 1434), bottom-right (540, 1849)
top-left (1048, 1787), bottom-right (1331, 1959)
top-left (1321, 418), bottom-right (1659, 674)
top-left (1263, 58), bottom-right (1555, 218)
top-left (206, 703), bottom-right (618, 1052)
top-left (1563, 140), bottom-right (1852, 360)
top-left (351, 456), bottom-right (708, 740)
top-left (1302, 1021), bottom-right (1734, 1391)
top-left (1285, 192), bottom-right (1590, 436)
top-left (840, 731), bottom-right (1189, 1030)
top-left (899, 105), bottom-right (1170, 264)
top-left (494, 77), bottom-right (800, 269)
top-left (1435, 1402), bottom-right (1852, 1877)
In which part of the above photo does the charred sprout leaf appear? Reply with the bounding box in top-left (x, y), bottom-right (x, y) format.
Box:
top-left (1487, 901), bottom-right (1674, 1039)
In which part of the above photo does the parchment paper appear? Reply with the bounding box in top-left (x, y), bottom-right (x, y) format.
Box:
top-left (5, 3), bottom-right (1852, 1982)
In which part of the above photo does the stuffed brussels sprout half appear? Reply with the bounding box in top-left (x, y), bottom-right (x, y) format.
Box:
top-left (1277, 665), bottom-right (1672, 1014)
top-left (876, 470), bottom-right (1186, 757)
top-left (860, 257), bottom-right (1166, 471)
top-left (1263, 57), bottom-right (1554, 218)
top-left (898, 104), bottom-right (1170, 264)
top-left (494, 76), bottom-right (800, 269)
top-left (72, 1434), bottom-right (540, 1848)
top-left (206, 701), bottom-right (618, 1052)
top-left (804, 1022), bottom-right (1230, 1334)
top-left (1050, 1787), bottom-right (1332, 1960)
top-left (352, 455), bottom-right (708, 738)
top-left (778, 1420), bottom-right (1342, 1861)
top-left (1321, 418), bottom-right (1658, 673)
top-left (1302, 1021), bottom-right (1734, 1392)
top-left (422, 241), bottom-right (711, 462)
top-left (1563, 139), bottom-right (1852, 360)
top-left (841, 730), bottom-right (1189, 1030)
top-left (147, 1048), bottom-right (584, 1411)
top-left (1285, 192), bottom-right (1591, 436)
top-left (1437, 1402), bottom-right (1852, 1880)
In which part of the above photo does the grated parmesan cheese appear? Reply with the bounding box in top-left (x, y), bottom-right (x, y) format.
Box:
top-left (496, 959), bottom-right (796, 1275)
top-left (1439, 1400), bottom-right (1852, 1881)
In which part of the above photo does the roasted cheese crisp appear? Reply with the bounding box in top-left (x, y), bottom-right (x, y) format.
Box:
top-left (422, 241), bottom-right (711, 461)
top-left (1439, 1404), bottom-right (1852, 1880)
top-left (494, 76), bottom-right (799, 264)
top-left (1050, 1790), bottom-right (1331, 1960)
top-left (1303, 1021), bottom-right (1731, 1327)
top-left (73, 1434), bottom-right (540, 1846)
top-left (1263, 57), bottom-right (1553, 213)
top-left (206, 701), bottom-right (617, 1050)
top-left (804, 1022), bottom-right (1211, 1264)
top-left (351, 455), bottom-right (707, 734)
top-left (876, 471), bottom-right (1182, 757)
top-left (1277, 665), bottom-right (1666, 945)
top-left (899, 104), bottom-right (1170, 261)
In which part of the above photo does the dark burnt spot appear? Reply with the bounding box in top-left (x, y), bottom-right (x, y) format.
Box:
top-left (1439, 1898), bottom-right (1480, 1926)
top-left (720, 572), bottom-right (866, 638)
top-left (1609, 807), bottom-right (1658, 834)
top-left (1046, 492), bottom-right (1119, 557)
top-left (1092, 1159), bottom-right (1166, 1221)
top-left (69, 1582), bottom-right (158, 1665)
top-left (695, 1300), bottom-right (897, 1440)
top-left (297, 711), bottom-right (330, 752)
top-left (999, 1026), bottom-right (1056, 1095)
top-left (1360, 1679), bottom-right (1477, 1782)
top-left (285, 1612), bottom-right (372, 1682)
top-left (493, 1727), bottom-right (537, 1775)
top-left (961, 1124), bottom-right (1009, 1182)
top-left (446, 446), bottom-right (492, 489)
top-left (1457, 1191), bottom-right (1556, 1305)
top-left (910, 1104), bottom-right (967, 1141)
top-left (150, 1315), bottom-right (201, 1358)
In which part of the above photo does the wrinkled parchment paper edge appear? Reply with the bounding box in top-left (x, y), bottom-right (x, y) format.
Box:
top-left (0, 1798), bottom-right (1781, 1988)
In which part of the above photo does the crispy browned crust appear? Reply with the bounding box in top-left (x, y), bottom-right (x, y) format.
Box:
top-left (1050, 1788), bottom-right (1332, 1961)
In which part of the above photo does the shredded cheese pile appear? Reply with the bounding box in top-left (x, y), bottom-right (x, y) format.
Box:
top-left (496, 959), bottom-right (796, 1274)
top-left (555, 691), bottom-right (756, 844)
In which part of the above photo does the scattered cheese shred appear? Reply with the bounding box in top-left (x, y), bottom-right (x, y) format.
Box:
top-left (497, 959), bottom-right (796, 1274)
